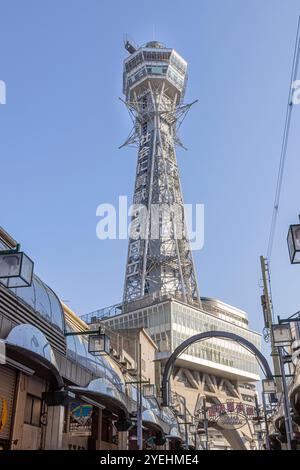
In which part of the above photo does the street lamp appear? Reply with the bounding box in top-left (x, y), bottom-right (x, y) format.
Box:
top-left (253, 420), bottom-right (262, 433)
top-left (272, 323), bottom-right (292, 347)
top-left (143, 384), bottom-right (156, 399)
top-left (88, 330), bottom-right (111, 356)
top-left (287, 221), bottom-right (300, 264)
top-left (262, 378), bottom-right (277, 395)
top-left (0, 250), bottom-right (34, 288)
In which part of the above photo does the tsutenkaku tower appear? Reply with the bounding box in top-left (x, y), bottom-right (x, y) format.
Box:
top-left (121, 40), bottom-right (200, 307)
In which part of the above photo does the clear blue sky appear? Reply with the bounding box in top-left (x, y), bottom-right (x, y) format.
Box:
top-left (1, 1), bottom-right (300, 362)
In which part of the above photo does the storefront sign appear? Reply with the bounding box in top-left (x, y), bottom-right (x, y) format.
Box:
top-left (69, 402), bottom-right (93, 436)
top-left (0, 397), bottom-right (8, 432)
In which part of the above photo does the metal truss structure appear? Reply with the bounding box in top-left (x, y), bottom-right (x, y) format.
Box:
top-left (121, 41), bottom-right (200, 306)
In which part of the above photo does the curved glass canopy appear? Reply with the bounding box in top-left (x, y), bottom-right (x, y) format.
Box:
top-left (10, 274), bottom-right (65, 332)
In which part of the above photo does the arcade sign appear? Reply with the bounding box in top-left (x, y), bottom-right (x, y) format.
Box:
top-left (206, 401), bottom-right (255, 431)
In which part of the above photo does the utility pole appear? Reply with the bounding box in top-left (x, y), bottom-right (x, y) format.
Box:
top-left (260, 256), bottom-right (282, 392)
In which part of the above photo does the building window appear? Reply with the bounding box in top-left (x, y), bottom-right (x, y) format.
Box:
top-left (24, 394), bottom-right (42, 427)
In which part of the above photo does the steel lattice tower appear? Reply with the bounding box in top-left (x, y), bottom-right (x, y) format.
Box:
top-left (121, 40), bottom-right (200, 307)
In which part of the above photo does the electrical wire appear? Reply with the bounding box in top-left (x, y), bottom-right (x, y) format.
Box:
top-left (266, 16), bottom-right (300, 262)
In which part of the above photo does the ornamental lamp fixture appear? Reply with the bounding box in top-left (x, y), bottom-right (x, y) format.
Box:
top-left (142, 383), bottom-right (157, 399)
top-left (253, 421), bottom-right (262, 433)
top-left (88, 329), bottom-right (111, 356)
top-left (272, 323), bottom-right (292, 347)
top-left (0, 249), bottom-right (34, 288)
top-left (287, 219), bottom-right (300, 264)
top-left (198, 432), bottom-right (207, 443)
top-left (262, 378), bottom-right (277, 395)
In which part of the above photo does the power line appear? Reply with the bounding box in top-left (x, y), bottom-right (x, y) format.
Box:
top-left (267, 16), bottom-right (300, 262)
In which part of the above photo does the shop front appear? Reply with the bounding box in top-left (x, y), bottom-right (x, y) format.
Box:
top-left (3, 323), bottom-right (64, 450)
top-left (66, 377), bottom-right (130, 450)
top-left (0, 364), bottom-right (17, 450)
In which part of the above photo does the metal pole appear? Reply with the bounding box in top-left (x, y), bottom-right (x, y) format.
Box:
top-left (183, 397), bottom-right (189, 450)
top-left (261, 392), bottom-right (270, 450)
top-left (202, 397), bottom-right (209, 450)
top-left (194, 429), bottom-right (198, 450)
top-left (137, 342), bottom-right (143, 450)
top-left (254, 394), bottom-right (263, 450)
top-left (278, 346), bottom-right (293, 450)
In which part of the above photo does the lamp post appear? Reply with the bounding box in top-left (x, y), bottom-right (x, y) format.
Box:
top-left (261, 393), bottom-right (270, 450)
top-left (261, 378), bottom-right (277, 451)
top-left (197, 395), bottom-right (209, 450)
top-left (253, 394), bottom-right (263, 450)
top-left (182, 396), bottom-right (189, 450)
top-left (272, 323), bottom-right (293, 450)
top-left (170, 392), bottom-right (190, 449)
top-left (198, 431), bottom-right (209, 450)
top-left (189, 422), bottom-right (197, 449)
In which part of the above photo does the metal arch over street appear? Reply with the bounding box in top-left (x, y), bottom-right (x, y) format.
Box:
top-left (161, 330), bottom-right (273, 406)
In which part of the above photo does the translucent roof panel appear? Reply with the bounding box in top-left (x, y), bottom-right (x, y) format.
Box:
top-left (10, 274), bottom-right (65, 332)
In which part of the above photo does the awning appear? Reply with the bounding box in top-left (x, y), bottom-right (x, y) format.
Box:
top-left (126, 384), bottom-right (172, 434)
top-left (290, 382), bottom-right (300, 416)
top-left (68, 377), bottom-right (128, 416)
top-left (142, 410), bottom-right (165, 433)
top-left (167, 426), bottom-right (182, 441)
top-left (5, 324), bottom-right (63, 389)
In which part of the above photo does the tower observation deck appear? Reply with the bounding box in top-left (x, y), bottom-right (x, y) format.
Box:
top-left (122, 40), bottom-right (200, 306)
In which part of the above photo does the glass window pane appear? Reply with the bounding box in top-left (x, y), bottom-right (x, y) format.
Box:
top-left (12, 283), bottom-right (36, 310)
top-left (74, 335), bottom-right (87, 368)
top-left (47, 287), bottom-right (64, 331)
top-left (33, 277), bottom-right (52, 322)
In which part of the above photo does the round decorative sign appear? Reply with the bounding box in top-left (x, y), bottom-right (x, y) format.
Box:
top-left (217, 412), bottom-right (247, 430)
